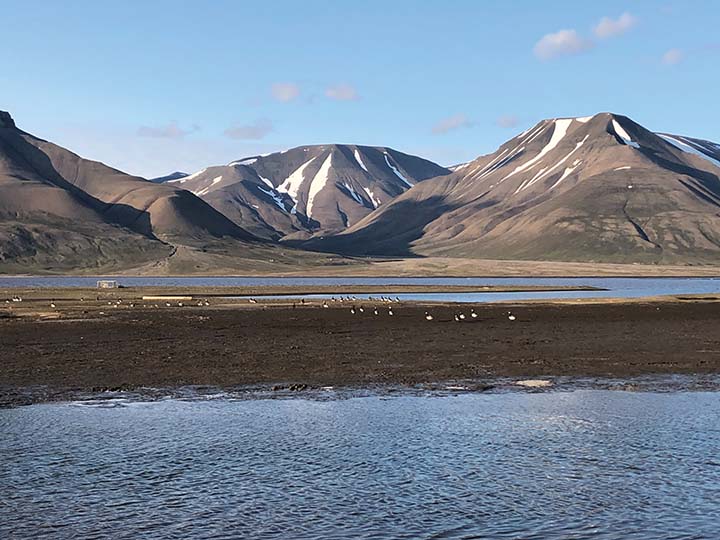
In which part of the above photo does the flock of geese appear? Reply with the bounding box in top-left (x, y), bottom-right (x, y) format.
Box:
top-left (7, 293), bottom-right (518, 322)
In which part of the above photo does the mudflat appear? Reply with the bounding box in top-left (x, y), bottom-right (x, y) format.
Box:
top-left (2, 291), bottom-right (720, 405)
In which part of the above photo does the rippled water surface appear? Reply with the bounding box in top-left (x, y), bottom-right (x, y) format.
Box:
top-left (3, 391), bottom-right (720, 539)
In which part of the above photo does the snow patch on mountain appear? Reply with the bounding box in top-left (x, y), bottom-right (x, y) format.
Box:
top-left (353, 149), bottom-right (369, 172)
top-left (306, 153), bottom-right (333, 218)
top-left (277, 158), bottom-right (317, 214)
top-left (659, 134), bottom-right (720, 170)
top-left (170, 168), bottom-right (206, 184)
top-left (362, 187), bottom-right (381, 209)
top-left (502, 118), bottom-right (573, 182)
top-left (612, 119), bottom-right (640, 149)
top-left (384, 153), bottom-right (413, 188)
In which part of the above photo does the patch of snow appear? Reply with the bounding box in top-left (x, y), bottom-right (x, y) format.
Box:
top-left (257, 185), bottom-right (287, 211)
top-left (517, 134), bottom-right (589, 192)
top-left (306, 153), bottom-right (333, 218)
top-left (550, 160), bottom-right (582, 190)
top-left (612, 119), bottom-right (640, 149)
top-left (169, 168), bottom-right (206, 184)
top-left (229, 158), bottom-right (257, 166)
top-left (384, 153), bottom-right (413, 188)
top-left (614, 166), bottom-right (632, 171)
top-left (342, 182), bottom-right (363, 204)
top-left (259, 175), bottom-right (274, 189)
top-left (277, 157), bottom-right (317, 214)
top-left (575, 116), bottom-right (593, 123)
top-left (502, 119), bottom-right (573, 182)
top-left (658, 134), bottom-right (720, 170)
top-left (449, 162), bottom-right (470, 172)
top-left (362, 186), bottom-right (381, 208)
top-left (193, 176), bottom-right (223, 197)
top-left (353, 149), bottom-right (369, 172)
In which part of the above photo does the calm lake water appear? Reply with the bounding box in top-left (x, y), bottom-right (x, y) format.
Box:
top-left (2, 391), bottom-right (720, 539)
top-left (1, 276), bottom-right (719, 303)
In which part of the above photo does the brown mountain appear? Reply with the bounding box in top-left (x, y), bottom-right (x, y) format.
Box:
top-left (0, 111), bottom-right (257, 272)
top-left (307, 113), bottom-right (720, 264)
top-left (163, 144), bottom-right (450, 240)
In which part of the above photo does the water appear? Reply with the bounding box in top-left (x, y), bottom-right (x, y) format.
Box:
top-left (2, 391), bottom-right (720, 539)
top-left (1, 276), bottom-right (719, 303)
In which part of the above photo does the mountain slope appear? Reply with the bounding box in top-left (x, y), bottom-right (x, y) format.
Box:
top-left (309, 113), bottom-right (720, 264)
top-left (165, 145), bottom-right (450, 239)
top-left (0, 111), bottom-right (258, 271)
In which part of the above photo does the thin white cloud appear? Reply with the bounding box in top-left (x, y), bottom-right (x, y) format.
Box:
top-left (662, 48), bottom-right (684, 65)
top-left (534, 29), bottom-right (593, 61)
top-left (325, 83), bottom-right (359, 101)
top-left (432, 114), bottom-right (474, 135)
top-left (224, 119), bottom-right (273, 140)
top-left (496, 115), bottom-right (519, 129)
top-left (271, 82), bottom-right (300, 102)
top-left (594, 12), bottom-right (637, 39)
top-left (137, 122), bottom-right (199, 139)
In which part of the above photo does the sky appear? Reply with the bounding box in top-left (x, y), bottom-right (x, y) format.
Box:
top-left (1, 0), bottom-right (718, 178)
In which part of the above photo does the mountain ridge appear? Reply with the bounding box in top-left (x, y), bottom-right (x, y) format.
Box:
top-left (303, 112), bottom-right (720, 264)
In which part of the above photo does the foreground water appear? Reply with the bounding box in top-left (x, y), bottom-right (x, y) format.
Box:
top-left (3, 391), bottom-right (719, 539)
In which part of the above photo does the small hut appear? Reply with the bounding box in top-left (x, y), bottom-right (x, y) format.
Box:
top-left (96, 280), bottom-right (118, 289)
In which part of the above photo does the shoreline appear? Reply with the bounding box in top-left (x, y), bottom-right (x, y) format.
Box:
top-left (2, 295), bottom-right (720, 406)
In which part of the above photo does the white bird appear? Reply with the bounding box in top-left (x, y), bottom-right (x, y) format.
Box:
top-left (424, 312), bottom-right (434, 321)
top-left (359, 307), bottom-right (365, 313)
top-left (508, 313), bottom-right (516, 321)
top-left (165, 302), bottom-right (172, 307)
top-left (471, 309), bottom-right (478, 319)
top-left (459, 313), bottom-right (466, 320)
top-left (50, 302), bottom-right (56, 308)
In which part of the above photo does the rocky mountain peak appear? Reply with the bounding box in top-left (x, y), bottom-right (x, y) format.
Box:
top-left (0, 111), bottom-right (16, 128)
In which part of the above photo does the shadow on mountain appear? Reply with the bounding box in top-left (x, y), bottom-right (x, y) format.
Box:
top-left (0, 129), bottom-right (156, 238)
top-left (292, 196), bottom-right (459, 256)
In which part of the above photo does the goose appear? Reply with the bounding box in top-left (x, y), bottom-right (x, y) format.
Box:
top-left (508, 312), bottom-right (516, 321)
top-left (358, 306), bottom-right (365, 313)
top-left (459, 313), bottom-right (466, 321)
top-left (454, 313), bottom-right (461, 322)
top-left (49, 302), bottom-right (56, 308)
top-left (471, 309), bottom-right (478, 319)
top-left (165, 302), bottom-right (172, 307)
top-left (424, 311), bottom-right (434, 321)
top-left (249, 298), bottom-right (258, 304)
top-left (388, 308), bottom-right (394, 316)
top-left (350, 306), bottom-right (356, 314)
top-left (322, 301), bottom-right (329, 308)
top-left (373, 307), bottom-right (379, 316)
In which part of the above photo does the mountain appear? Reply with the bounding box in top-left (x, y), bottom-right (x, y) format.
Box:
top-left (0, 111), bottom-right (257, 272)
top-left (165, 145), bottom-right (450, 240)
top-left (150, 171), bottom-right (188, 183)
top-left (307, 113), bottom-right (720, 264)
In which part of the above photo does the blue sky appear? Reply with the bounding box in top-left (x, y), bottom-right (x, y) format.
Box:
top-left (1, 0), bottom-right (718, 177)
